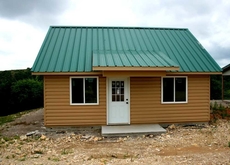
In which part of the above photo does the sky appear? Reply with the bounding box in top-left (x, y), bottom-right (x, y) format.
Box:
top-left (0, 0), bottom-right (229, 71)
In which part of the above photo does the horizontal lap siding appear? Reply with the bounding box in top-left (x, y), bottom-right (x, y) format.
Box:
top-left (44, 76), bottom-right (106, 126)
top-left (130, 75), bottom-right (210, 124)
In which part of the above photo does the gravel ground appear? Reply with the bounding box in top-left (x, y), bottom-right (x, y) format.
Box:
top-left (0, 108), bottom-right (230, 164)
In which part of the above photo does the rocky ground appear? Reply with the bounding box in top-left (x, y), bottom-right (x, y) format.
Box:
top-left (0, 108), bottom-right (230, 165)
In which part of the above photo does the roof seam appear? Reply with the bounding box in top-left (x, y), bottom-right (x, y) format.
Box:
top-left (146, 50), bottom-right (157, 66)
top-left (76, 28), bottom-right (82, 71)
top-left (182, 31), bottom-right (205, 71)
top-left (61, 28), bottom-right (71, 71)
top-left (56, 28), bottom-right (67, 71)
top-left (171, 30), bottom-right (191, 71)
top-left (35, 27), bottom-right (53, 71)
top-left (149, 29), bottom-right (161, 51)
top-left (165, 30), bottom-right (189, 71)
top-left (48, 28), bottom-right (61, 71)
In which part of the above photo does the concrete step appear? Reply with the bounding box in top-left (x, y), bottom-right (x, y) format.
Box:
top-left (101, 124), bottom-right (166, 137)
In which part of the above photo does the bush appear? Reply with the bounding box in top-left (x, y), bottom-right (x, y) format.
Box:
top-left (11, 79), bottom-right (43, 111)
top-left (0, 69), bottom-right (43, 116)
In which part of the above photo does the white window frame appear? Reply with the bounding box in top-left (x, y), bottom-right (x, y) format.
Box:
top-left (70, 76), bottom-right (99, 105)
top-left (161, 76), bottom-right (188, 104)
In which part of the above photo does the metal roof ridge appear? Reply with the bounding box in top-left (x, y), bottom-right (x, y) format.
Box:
top-left (49, 26), bottom-right (188, 30)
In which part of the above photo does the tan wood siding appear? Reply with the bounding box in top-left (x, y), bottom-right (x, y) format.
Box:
top-left (130, 75), bottom-right (210, 124)
top-left (44, 76), bottom-right (106, 126)
top-left (44, 74), bottom-right (210, 126)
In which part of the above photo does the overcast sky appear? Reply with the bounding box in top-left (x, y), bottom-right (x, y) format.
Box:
top-left (0, 0), bottom-right (229, 71)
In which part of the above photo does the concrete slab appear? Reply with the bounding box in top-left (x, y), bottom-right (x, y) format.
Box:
top-left (101, 124), bottom-right (166, 136)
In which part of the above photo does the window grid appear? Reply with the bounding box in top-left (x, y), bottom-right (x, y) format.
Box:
top-left (112, 81), bottom-right (125, 102)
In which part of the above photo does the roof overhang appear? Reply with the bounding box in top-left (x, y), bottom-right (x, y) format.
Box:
top-left (32, 72), bottom-right (102, 76)
top-left (92, 50), bottom-right (179, 71)
top-left (32, 71), bottom-right (222, 76)
top-left (166, 72), bottom-right (222, 75)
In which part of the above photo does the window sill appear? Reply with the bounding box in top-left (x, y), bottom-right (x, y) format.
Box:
top-left (161, 101), bottom-right (188, 104)
top-left (70, 103), bottom-right (99, 105)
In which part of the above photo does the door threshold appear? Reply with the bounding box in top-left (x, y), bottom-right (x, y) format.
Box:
top-left (107, 123), bottom-right (130, 126)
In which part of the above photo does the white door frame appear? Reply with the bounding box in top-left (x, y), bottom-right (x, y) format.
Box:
top-left (106, 77), bottom-right (130, 125)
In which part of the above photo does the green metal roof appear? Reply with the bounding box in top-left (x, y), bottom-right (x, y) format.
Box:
top-left (93, 50), bottom-right (179, 69)
top-left (32, 26), bottom-right (222, 73)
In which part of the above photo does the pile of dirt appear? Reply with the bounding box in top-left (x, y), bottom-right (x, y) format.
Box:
top-left (0, 108), bottom-right (44, 137)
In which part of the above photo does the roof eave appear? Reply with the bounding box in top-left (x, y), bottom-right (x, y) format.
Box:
top-left (32, 72), bottom-right (102, 76)
top-left (166, 71), bottom-right (222, 75)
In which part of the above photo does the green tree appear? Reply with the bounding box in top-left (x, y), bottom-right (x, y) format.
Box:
top-left (210, 75), bottom-right (222, 100)
top-left (0, 71), bottom-right (13, 115)
top-left (11, 79), bottom-right (43, 111)
top-left (0, 69), bottom-right (43, 116)
top-left (223, 76), bottom-right (230, 99)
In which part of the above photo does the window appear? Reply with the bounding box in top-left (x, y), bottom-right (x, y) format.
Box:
top-left (70, 77), bottom-right (99, 105)
top-left (162, 77), bottom-right (187, 103)
top-left (112, 81), bottom-right (125, 102)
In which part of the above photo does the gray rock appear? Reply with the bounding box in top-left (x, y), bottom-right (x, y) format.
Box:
top-left (81, 135), bottom-right (91, 139)
top-left (26, 130), bottom-right (39, 136)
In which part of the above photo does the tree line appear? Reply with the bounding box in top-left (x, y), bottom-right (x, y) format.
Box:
top-left (0, 68), bottom-right (43, 116)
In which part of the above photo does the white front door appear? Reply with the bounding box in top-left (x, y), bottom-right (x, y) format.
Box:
top-left (108, 78), bottom-right (130, 125)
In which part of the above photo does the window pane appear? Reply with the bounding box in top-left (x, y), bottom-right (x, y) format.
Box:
top-left (121, 88), bottom-right (124, 94)
top-left (175, 78), bottom-right (186, 102)
top-left (112, 95), bottom-right (115, 101)
top-left (163, 78), bottom-right (174, 102)
top-left (116, 81), bottom-right (120, 87)
top-left (72, 78), bottom-right (83, 103)
top-left (112, 81), bottom-right (115, 87)
top-left (112, 88), bottom-right (115, 94)
top-left (121, 81), bottom-right (124, 87)
top-left (116, 95), bottom-right (120, 101)
top-left (85, 78), bottom-right (97, 103)
top-left (121, 95), bottom-right (124, 101)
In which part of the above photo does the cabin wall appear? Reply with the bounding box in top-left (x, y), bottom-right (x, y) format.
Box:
top-left (44, 75), bottom-right (210, 126)
top-left (44, 76), bottom-right (106, 126)
top-left (130, 75), bottom-right (210, 124)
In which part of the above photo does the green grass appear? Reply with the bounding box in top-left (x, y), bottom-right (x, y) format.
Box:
top-left (0, 109), bottom-right (34, 126)
top-left (61, 148), bottom-right (73, 155)
top-left (0, 114), bottom-right (18, 125)
top-left (1, 135), bottom-right (19, 142)
top-left (48, 157), bottom-right (60, 162)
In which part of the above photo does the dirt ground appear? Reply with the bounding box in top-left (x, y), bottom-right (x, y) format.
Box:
top-left (0, 108), bottom-right (230, 164)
